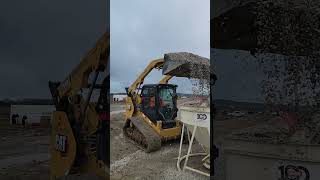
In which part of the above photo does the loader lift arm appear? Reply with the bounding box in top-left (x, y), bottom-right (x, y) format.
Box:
top-left (49, 32), bottom-right (110, 180)
top-left (126, 59), bottom-right (164, 96)
top-left (159, 75), bottom-right (172, 84)
top-left (124, 57), bottom-right (181, 153)
top-left (125, 59), bottom-right (166, 118)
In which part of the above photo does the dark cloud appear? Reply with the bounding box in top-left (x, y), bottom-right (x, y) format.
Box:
top-left (0, 0), bottom-right (108, 99)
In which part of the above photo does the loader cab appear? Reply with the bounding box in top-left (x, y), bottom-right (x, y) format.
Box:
top-left (140, 84), bottom-right (178, 129)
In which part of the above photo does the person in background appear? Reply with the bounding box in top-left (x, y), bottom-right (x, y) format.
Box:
top-left (11, 114), bottom-right (15, 125)
top-left (16, 114), bottom-right (20, 124)
top-left (22, 115), bottom-right (27, 127)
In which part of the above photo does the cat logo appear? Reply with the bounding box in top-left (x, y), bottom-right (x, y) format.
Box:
top-left (55, 134), bottom-right (68, 153)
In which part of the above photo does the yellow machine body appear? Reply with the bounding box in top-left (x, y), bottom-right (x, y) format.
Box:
top-left (50, 111), bottom-right (76, 178)
top-left (49, 32), bottom-right (110, 179)
top-left (124, 59), bottom-right (182, 143)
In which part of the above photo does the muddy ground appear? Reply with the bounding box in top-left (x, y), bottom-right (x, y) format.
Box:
top-left (110, 103), bottom-right (209, 180)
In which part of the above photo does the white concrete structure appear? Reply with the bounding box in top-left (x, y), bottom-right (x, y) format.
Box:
top-left (113, 95), bottom-right (126, 102)
top-left (10, 105), bottom-right (55, 125)
top-left (177, 105), bottom-right (210, 177)
top-left (222, 139), bottom-right (320, 180)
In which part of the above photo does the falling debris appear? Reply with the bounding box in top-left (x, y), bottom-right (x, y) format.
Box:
top-left (163, 52), bottom-right (210, 104)
top-left (225, 1), bottom-right (320, 145)
top-left (213, 1), bottom-right (320, 180)
top-left (255, 0), bottom-right (320, 57)
top-left (252, 0), bottom-right (320, 108)
top-left (212, 0), bottom-right (320, 56)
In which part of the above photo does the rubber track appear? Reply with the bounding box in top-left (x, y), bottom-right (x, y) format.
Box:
top-left (123, 116), bottom-right (161, 152)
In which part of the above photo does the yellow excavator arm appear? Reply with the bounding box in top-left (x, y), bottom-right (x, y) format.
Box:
top-left (49, 32), bottom-right (110, 180)
top-left (55, 32), bottom-right (110, 98)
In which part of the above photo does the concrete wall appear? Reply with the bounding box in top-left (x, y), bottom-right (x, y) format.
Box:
top-left (10, 105), bottom-right (54, 125)
top-left (113, 95), bottom-right (126, 102)
top-left (0, 104), bottom-right (10, 124)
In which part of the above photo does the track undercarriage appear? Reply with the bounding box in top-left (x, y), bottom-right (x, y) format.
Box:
top-left (123, 116), bottom-right (161, 152)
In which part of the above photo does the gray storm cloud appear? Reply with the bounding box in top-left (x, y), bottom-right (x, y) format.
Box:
top-left (0, 0), bottom-right (108, 99)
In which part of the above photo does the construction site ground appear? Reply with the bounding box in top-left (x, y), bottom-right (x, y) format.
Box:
top-left (0, 123), bottom-right (104, 180)
top-left (213, 105), bottom-right (274, 180)
top-left (110, 102), bottom-right (209, 180)
top-left (0, 122), bottom-right (50, 180)
top-left (0, 100), bottom-right (209, 180)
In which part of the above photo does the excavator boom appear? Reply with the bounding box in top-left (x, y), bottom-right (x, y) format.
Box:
top-left (52, 32), bottom-right (109, 100)
top-left (49, 32), bottom-right (110, 180)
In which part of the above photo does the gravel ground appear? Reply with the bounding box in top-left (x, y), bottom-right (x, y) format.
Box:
top-left (110, 104), bottom-right (210, 180)
top-left (213, 109), bottom-right (273, 180)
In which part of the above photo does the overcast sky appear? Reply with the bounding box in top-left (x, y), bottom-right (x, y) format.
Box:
top-left (0, 0), bottom-right (266, 102)
top-left (0, 0), bottom-right (108, 99)
top-left (110, 0), bottom-right (210, 93)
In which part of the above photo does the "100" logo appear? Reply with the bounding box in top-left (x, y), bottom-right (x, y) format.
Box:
top-left (278, 165), bottom-right (310, 180)
top-left (195, 113), bottom-right (207, 121)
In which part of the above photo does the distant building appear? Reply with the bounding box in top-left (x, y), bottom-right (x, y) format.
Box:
top-left (0, 103), bottom-right (10, 124)
top-left (10, 104), bottom-right (54, 127)
top-left (2, 99), bottom-right (55, 127)
top-left (111, 93), bottom-right (127, 103)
